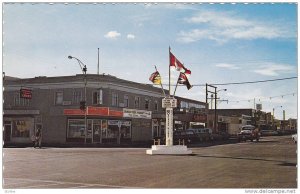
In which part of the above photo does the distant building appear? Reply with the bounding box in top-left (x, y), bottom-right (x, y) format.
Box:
top-left (208, 108), bottom-right (274, 134)
top-left (3, 74), bottom-right (207, 146)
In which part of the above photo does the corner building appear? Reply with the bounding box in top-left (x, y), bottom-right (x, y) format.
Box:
top-left (3, 74), bottom-right (207, 146)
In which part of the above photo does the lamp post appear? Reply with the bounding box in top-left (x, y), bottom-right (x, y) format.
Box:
top-left (68, 55), bottom-right (88, 144)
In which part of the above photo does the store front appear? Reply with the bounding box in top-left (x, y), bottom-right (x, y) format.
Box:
top-left (67, 118), bottom-right (131, 144)
top-left (3, 110), bottom-right (40, 145)
top-left (64, 106), bottom-right (131, 144)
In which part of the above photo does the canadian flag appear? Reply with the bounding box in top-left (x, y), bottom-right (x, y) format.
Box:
top-left (170, 51), bottom-right (191, 76)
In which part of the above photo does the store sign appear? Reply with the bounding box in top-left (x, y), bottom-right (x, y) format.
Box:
top-left (20, 89), bottom-right (32, 99)
top-left (109, 110), bottom-right (123, 117)
top-left (108, 120), bottom-right (131, 126)
top-left (256, 104), bottom-right (262, 110)
top-left (123, 108), bottom-right (152, 119)
top-left (88, 107), bottom-right (109, 116)
top-left (162, 97), bottom-right (177, 108)
top-left (64, 107), bottom-right (124, 117)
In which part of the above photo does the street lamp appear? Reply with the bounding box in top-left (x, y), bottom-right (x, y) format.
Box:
top-left (217, 89), bottom-right (227, 93)
top-left (68, 55), bottom-right (88, 144)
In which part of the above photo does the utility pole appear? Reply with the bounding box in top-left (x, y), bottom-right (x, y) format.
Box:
top-left (206, 84), bottom-right (217, 132)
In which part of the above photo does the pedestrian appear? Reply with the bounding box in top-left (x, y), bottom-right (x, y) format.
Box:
top-left (34, 128), bottom-right (42, 149)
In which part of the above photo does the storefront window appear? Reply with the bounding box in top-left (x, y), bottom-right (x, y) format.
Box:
top-left (121, 121), bottom-right (131, 138)
top-left (68, 119), bottom-right (85, 138)
top-left (11, 118), bottom-right (33, 138)
top-left (107, 120), bottom-right (119, 138)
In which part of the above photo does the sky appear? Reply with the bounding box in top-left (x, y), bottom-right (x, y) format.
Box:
top-left (2, 2), bottom-right (298, 120)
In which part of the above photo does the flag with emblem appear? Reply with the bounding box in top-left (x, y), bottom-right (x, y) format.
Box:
top-left (149, 71), bottom-right (162, 84)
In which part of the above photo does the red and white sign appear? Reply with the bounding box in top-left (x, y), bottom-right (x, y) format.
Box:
top-left (20, 89), bottom-right (32, 99)
top-left (64, 106), bottom-right (123, 117)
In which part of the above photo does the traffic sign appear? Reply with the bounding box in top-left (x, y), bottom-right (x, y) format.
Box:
top-left (162, 97), bottom-right (177, 108)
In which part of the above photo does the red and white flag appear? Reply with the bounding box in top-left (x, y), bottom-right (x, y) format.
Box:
top-left (170, 51), bottom-right (191, 76)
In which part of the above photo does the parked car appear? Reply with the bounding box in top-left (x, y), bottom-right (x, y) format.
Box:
top-left (292, 134), bottom-right (297, 144)
top-left (260, 130), bottom-right (278, 136)
top-left (237, 125), bottom-right (260, 142)
top-left (188, 128), bottom-right (212, 142)
top-left (173, 130), bottom-right (200, 144)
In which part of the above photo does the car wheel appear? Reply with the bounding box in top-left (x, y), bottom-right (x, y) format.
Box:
top-left (251, 139), bottom-right (253, 142)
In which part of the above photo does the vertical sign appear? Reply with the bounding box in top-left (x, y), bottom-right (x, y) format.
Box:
top-left (165, 107), bottom-right (173, 146)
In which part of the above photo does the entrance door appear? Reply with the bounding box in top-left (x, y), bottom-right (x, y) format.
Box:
top-left (4, 121), bottom-right (12, 143)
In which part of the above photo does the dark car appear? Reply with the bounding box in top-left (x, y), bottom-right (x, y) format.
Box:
top-left (173, 130), bottom-right (200, 145)
top-left (237, 125), bottom-right (260, 142)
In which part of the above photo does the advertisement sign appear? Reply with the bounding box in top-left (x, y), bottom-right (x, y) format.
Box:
top-left (123, 108), bottom-right (152, 119)
top-left (20, 88), bottom-right (32, 99)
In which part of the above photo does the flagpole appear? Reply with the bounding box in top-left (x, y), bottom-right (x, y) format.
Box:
top-left (155, 65), bottom-right (166, 97)
top-left (173, 82), bottom-right (179, 96)
top-left (169, 46), bottom-right (171, 97)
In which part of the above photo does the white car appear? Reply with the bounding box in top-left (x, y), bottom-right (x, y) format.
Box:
top-left (292, 134), bottom-right (297, 144)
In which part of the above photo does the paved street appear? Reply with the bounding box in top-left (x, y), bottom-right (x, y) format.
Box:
top-left (3, 135), bottom-right (297, 189)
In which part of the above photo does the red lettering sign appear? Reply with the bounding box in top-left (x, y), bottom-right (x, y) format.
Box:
top-left (20, 89), bottom-right (32, 99)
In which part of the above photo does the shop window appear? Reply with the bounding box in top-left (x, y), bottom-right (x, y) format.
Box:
top-left (11, 119), bottom-right (32, 138)
top-left (121, 121), bottom-right (131, 138)
top-left (93, 89), bottom-right (103, 105)
top-left (68, 119), bottom-right (85, 138)
top-left (124, 95), bottom-right (129, 108)
top-left (145, 98), bottom-right (150, 110)
top-left (112, 92), bottom-right (118, 107)
top-left (134, 96), bottom-right (140, 109)
top-left (107, 120), bottom-right (119, 138)
top-left (55, 91), bottom-right (63, 105)
top-left (73, 90), bottom-right (82, 104)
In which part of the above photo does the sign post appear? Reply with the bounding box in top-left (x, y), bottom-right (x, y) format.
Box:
top-left (146, 96), bottom-right (192, 155)
top-left (162, 97), bottom-right (177, 146)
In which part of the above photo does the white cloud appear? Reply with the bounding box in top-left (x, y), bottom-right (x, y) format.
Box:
top-left (178, 10), bottom-right (295, 43)
top-left (127, 34), bottom-right (135, 39)
top-left (253, 63), bottom-right (295, 76)
top-left (215, 63), bottom-right (240, 70)
top-left (104, 31), bottom-right (121, 39)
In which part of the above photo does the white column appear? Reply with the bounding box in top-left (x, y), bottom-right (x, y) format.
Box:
top-left (165, 107), bottom-right (173, 146)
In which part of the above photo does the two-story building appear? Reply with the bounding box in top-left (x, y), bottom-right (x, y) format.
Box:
top-left (3, 74), bottom-right (208, 146)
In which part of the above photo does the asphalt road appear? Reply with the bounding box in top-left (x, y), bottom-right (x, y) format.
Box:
top-left (2, 135), bottom-right (297, 189)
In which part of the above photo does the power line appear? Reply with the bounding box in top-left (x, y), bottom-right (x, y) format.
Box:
top-left (191, 76), bottom-right (297, 87)
top-left (223, 92), bottom-right (297, 103)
